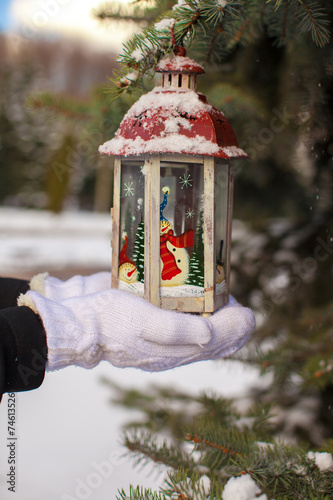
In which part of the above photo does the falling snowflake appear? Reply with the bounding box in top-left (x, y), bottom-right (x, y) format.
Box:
top-left (124, 181), bottom-right (134, 196)
top-left (179, 173), bottom-right (193, 189)
top-left (186, 209), bottom-right (195, 219)
top-left (132, 215), bottom-right (136, 221)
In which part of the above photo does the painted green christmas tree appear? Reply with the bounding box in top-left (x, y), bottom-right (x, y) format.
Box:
top-left (187, 250), bottom-right (204, 287)
top-left (187, 209), bottom-right (204, 287)
top-left (133, 219), bottom-right (145, 282)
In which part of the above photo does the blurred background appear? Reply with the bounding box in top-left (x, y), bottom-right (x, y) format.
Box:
top-left (0, 0), bottom-right (332, 498)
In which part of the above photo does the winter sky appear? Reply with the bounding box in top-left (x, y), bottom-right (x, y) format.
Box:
top-left (1, 0), bottom-right (135, 51)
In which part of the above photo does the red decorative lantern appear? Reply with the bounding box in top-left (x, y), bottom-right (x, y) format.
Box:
top-left (99, 52), bottom-right (247, 314)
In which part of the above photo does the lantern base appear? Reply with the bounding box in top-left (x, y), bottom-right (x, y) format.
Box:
top-left (116, 278), bottom-right (228, 314)
top-left (118, 279), bottom-right (226, 297)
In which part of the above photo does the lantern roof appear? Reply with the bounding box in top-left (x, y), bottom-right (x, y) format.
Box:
top-left (155, 55), bottom-right (205, 74)
top-left (99, 54), bottom-right (248, 160)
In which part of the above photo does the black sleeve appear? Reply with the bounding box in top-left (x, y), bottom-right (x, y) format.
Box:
top-left (0, 306), bottom-right (48, 403)
top-left (0, 278), bottom-right (30, 310)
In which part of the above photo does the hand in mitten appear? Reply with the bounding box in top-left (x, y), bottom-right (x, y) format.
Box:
top-left (18, 289), bottom-right (255, 372)
top-left (29, 272), bottom-right (110, 302)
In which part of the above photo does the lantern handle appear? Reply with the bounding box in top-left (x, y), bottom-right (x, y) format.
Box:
top-left (170, 25), bottom-right (186, 57)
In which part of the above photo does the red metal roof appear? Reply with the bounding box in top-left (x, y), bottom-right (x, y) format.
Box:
top-left (99, 56), bottom-right (248, 159)
top-left (155, 56), bottom-right (205, 74)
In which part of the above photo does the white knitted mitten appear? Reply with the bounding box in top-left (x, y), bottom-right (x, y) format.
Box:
top-left (29, 272), bottom-right (110, 301)
top-left (18, 289), bottom-right (255, 372)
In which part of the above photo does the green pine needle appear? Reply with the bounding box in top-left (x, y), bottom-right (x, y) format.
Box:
top-left (296, 0), bottom-right (330, 48)
top-left (117, 485), bottom-right (166, 500)
top-left (101, 0), bottom-right (331, 96)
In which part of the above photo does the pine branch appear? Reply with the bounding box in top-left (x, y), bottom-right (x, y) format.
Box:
top-left (101, 378), bottom-right (199, 438)
top-left (185, 418), bottom-right (258, 471)
top-left (267, 0), bottom-right (330, 47)
top-left (296, 0), bottom-right (330, 48)
top-left (105, 0), bottom-right (331, 96)
top-left (103, 378), bottom-right (333, 498)
top-left (205, 19), bottom-right (224, 62)
top-left (107, 1), bottom-right (242, 97)
top-left (117, 485), bottom-right (166, 500)
top-left (186, 432), bottom-right (244, 457)
top-left (162, 468), bottom-right (224, 499)
top-left (229, 0), bottom-right (266, 47)
top-left (94, 1), bottom-right (172, 25)
top-left (269, 0), bottom-right (284, 9)
top-left (124, 430), bottom-right (196, 471)
top-left (257, 302), bottom-right (333, 393)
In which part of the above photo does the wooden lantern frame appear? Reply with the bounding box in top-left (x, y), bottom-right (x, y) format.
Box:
top-left (111, 153), bottom-right (234, 313)
top-left (100, 51), bottom-right (247, 314)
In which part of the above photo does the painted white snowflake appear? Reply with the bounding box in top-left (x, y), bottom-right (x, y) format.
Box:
top-left (179, 173), bottom-right (193, 189)
top-left (186, 209), bottom-right (195, 218)
top-left (124, 181), bottom-right (134, 196)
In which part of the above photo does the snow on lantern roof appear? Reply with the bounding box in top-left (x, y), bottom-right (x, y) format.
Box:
top-left (155, 55), bottom-right (205, 74)
top-left (99, 55), bottom-right (248, 160)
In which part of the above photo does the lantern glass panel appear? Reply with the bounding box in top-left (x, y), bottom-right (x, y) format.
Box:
top-left (159, 161), bottom-right (204, 296)
top-left (119, 161), bottom-right (145, 290)
top-left (215, 161), bottom-right (230, 294)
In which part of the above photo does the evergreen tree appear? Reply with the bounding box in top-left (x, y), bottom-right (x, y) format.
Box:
top-left (100, 379), bottom-right (333, 500)
top-left (0, 36), bottom-right (120, 210)
top-left (186, 250), bottom-right (204, 287)
top-left (0, 40), bottom-right (52, 207)
top-left (133, 219), bottom-right (145, 282)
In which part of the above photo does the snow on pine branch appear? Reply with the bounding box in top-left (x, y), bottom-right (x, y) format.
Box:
top-left (102, 0), bottom-right (330, 98)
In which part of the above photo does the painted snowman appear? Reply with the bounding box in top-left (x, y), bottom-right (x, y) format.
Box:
top-left (160, 186), bottom-right (194, 287)
top-left (119, 187), bottom-right (194, 287)
top-left (118, 233), bottom-right (138, 284)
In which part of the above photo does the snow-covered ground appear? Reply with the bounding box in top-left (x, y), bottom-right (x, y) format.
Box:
top-left (0, 208), bottom-right (261, 500)
top-left (0, 208), bottom-right (112, 274)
